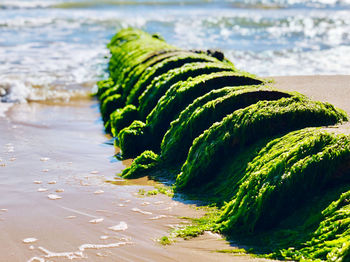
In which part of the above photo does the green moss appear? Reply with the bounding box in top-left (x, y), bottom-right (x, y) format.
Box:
top-left (173, 207), bottom-right (220, 240)
top-left (145, 71), bottom-right (263, 150)
top-left (99, 28), bottom-right (350, 262)
top-left (110, 105), bottom-right (139, 137)
top-left (118, 120), bottom-right (149, 159)
top-left (116, 50), bottom-right (189, 98)
top-left (161, 87), bottom-right (292, 165)
top-left (99, 85), bottom-right (122, 105)
top-left (121, 150), bottom-right (159, 178)
top-left (110, 62), bottom-right (237, 138)
top-left (159, 236), bottom-right (172, 245)
top-left (122, 52), bottom-right (220, 105)
top-left (218, 129), bottom-right (350, 233)
top-left (96, 78), bottom-right (115, 97)
top-left (176, 97), bottom-right (347, 191)
top-left (100, 93), bottom-right (123, 122)
top-left (216, 249), bottom-right (247, 254)
top-left (135, 61), bottom-right (235, 114)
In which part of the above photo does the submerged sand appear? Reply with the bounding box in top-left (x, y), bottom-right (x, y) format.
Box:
top-left (0, 99), bottom-right (272, 261)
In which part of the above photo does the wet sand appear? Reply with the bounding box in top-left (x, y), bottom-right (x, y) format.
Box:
top-left (0, 99), bottom-right (272, 261)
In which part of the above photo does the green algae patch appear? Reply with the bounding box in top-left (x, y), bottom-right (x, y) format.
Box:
top-left (216, 249), bottom-right (247, 255)
top-left (136, 61), bottom-right (236, 116)
top-left (161, 87), bottom-right (293, 165)
top-left (118, 120), bottom-right (149, 158)
top-left (121, 150), bottom-right (159, 178)
top-left (100, 94), bottom-right (123, 122)
top-left (98, 28), bottom-right (350, 261)
top-left (176, 97), bottom-right (347, 191)
top-left (218, 129), bottom-right (350, 233)
top-left (124, 53), bottom-right (222, 105)
top-left (118, 71), bottom-right (264, 156)
top-left (158, 236), bottom-right (172, 245)
top-left (110, 105), bottom-right (139, 137)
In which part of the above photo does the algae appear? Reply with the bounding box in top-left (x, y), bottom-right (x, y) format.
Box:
top-left (161, 87), bottom-right (293, 165)
top-left (110, 105), bottom-right (139, 137)
top-left (176, 97), bottom-right (347, 191)
top-left (118, 71), bottom-right (263, 157)
top-left (122, 52), bottom-right (220, 104)
top-left (98, 28), bottom-right (350, 262)
top-left (135, 61), bottom-right (235, 113)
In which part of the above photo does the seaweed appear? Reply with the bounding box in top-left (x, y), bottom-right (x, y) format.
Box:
top-left (121, 150), bottom-right (159, 179)
top-left (100, 94), bottom-right (123, 122)
top-left (98, 28), bottom-right (350, 262)
top-left (110, 105), bottom-right (139, 137)
top-left (176, 96), bottom-right (347, 191)
top-left (137, 62), bottom-right (236, 119)
top-left (117, 71), bottom-right (263, 156)
top-left (122, 52), bottom-right (220, 104)
top-left (161, 87), bottom-right (293, 165)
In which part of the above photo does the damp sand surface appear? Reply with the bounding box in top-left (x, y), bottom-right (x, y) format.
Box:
top-left (0, 99), bottom-right (273, 261)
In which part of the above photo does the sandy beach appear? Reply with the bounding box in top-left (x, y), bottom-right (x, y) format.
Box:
top-left (0, 97), bottom-right (277, 261)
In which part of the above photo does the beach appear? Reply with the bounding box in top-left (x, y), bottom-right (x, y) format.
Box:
top-left (1, 0), bottom-right (350, 260)
top-left (0, 75), bottom-right (348, 261)
top-left (0, 96), bottom-right (278, 261)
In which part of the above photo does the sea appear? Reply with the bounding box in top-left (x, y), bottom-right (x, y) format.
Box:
top-left (0, 0), bottom-right (350, 105)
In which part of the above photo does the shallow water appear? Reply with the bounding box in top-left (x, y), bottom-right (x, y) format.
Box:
top-left (0, 98), bottom-right (279, 261)
top-left (1, 0), bottom-right (350, 106)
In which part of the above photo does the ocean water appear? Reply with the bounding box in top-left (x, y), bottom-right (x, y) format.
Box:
top-left (0, 0), bottom-right (350, 104)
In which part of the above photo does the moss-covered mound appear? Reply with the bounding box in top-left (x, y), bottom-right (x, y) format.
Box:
top-left (98, 28), bottom-right (350, 261)
top-left (176, 96), bottom-right (347, 191)
top-left (161, 87), bottom-right (293, 165)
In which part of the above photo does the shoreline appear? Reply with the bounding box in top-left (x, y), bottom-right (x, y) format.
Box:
top-left (0, 97), bottom-right (271, 261)
top-left (0, 74), bottom-right (349, 261)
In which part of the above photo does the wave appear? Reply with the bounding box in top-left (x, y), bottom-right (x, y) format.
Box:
top-left (0, 78), bottom-right (90, 104)
top-left (1, 0), bottom-right (350, 10)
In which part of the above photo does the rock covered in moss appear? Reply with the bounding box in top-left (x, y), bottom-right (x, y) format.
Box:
top-left (118, 120), bottom-right (148, 158)
top-left (98, 28), bottom-right (350, 262)
top-left (110, 105), bottom-right (139, 137)
top-left (121, 150), bottom-right (159, 179)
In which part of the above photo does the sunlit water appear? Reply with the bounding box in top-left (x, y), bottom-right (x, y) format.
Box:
top-left (0, 0), bottom-right (350, 104)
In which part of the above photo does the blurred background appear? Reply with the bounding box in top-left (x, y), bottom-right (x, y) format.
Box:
top-left (1, 0), bottom-right (350, 103)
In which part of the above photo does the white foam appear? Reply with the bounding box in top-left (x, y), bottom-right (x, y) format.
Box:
top-left (30, 241), bottom-right (132, 260)
top-left (27, 257), bottom-right (45, 262)
top-left (65, 215), bottom-right (76, 219)
top-left (0, 79), bottom-right (31, 103)
top-left (40, 157), bottom-right (50, 162)
top-left (23, 238), bottom-right (38, 244)
top-left (149, 215), bottom-right (167, 220)
top-left (94, 190), bottom-right (104, 194)
top-left (89, 218), bottom-right (104, 224)
top-left (131, 207), bottom-right (152, 215)
top-left (47, 194), bottom-right (62, 200)
top-left (108, 222), bottom-right (128, 231)
top-left (37, 188), bottom-right (48, 192)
